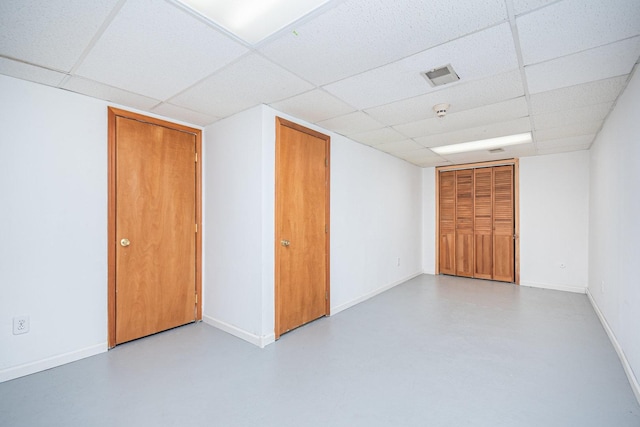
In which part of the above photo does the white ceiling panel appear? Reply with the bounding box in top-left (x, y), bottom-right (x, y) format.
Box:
top-left (536, 134), bottom-right (595, 150)
top-left (440, 142), bottom-right (537, 164)
top-left (512, 0), bottom-right (557, 16)
top-left (415, 117), bottom-right (532, 148)
top-left (316, 111), bottom-right (384, 135)
top-left (269, 89), bottom-right (355, 123)
top-left (525, 37), bottom-right (640, 94)
top-left (1, 0), bottom-right (638, 167)
top-left (76, 0), bottom-right (248, 101)
top-left (259, 0), bottom-right (507, 86)
top-left (0, 58), bottom-right (66, 87)
top-left (535, 121), bottom-right (603, 142)
top-left (170, 54), bottom-right (313, 118)
top-left (324, 24), bottom-right (519, 109)
top-left (517, 0), bottom-right (640, 65)
top-left (532, 102), bottom-right (613, 130)
top-left (62, 76), bottom-right (161, 111)
top-left (151, 103), bottom-right (218, 127)
top-left (374, 139), bottom-right (424, 154)
top-left (349, 128), bottom-right (407, 146)
top-left (394, 97), bottom-right (529, 139)
top-left (529, 75), bottom-right (628, 115)
top-left (0, 0), bottom-right (121, 71)
top-left (396, 148), bottom-right (449, 167)
top-left (365, 69), bottom-right (524, 126)
top-left (536, 145), bottom-right (590, 156)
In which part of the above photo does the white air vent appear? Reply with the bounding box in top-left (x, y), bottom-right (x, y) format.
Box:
top-left (422, 64), bottom-right (460, 87)
top-left (489, 148), bottom-right (505, 153)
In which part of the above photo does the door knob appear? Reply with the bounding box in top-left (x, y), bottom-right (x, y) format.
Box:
top-left (280, 240), bottom-right (290, 247)
top-left (120, 238), bottom-right (131, 247)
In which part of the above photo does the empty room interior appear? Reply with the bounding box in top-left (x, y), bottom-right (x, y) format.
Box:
top-left (1, 0), bottom-right (639, 425)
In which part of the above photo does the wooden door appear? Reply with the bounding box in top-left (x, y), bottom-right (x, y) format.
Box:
top-left (438, 171), bottom-right (456, 275)
top-left (474, 168), bottom-right (493, 279)
top-left (108, 108), bottom-right (201, 347)
top-left (492, 165), bottom-right (515, 282)
top-left (436, 160), bottom-right (518, 283)
top-left (455, 169), bottom-right (474, 277)
top-left (275, 118), bottom-right (330, 339)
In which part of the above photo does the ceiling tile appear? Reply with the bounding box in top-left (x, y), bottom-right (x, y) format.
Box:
top-left (532, 102), bottom-right (613, 130)
top-left (316, 111), bottom-right (384, 135)
top-left (394, 97), bottom-right (529, 139)
top-left (440, 142), bottom-right (536, 164)
top-left (365, 69), bottom-right (524, 126)
top-left (374, 139), bottom-right (424, 154)
top-left (76, 0), bottom-right (248, 101)
top-left (415, 117), bottom-right (532, 148)
top-left (269, 89), bottom-right (355, 123)
top-left (348, 127), bottom-right (407, 146)
top-left (529, 75), bottom-right (628, 115)
top-left (525, 37), bottom-right (640, 94)
top-left (517, 0), bottom-right (640, 65)
top-left (323, 24), bottom-right (519, 109)
top-left (512, 0), bottom-right (557, 16)
top-left (170, 54), bottom-right (313, 118)
top-left (536, 134), bottom-right (595, 150)
top-left (62, 76), bottom-right (161, 110)
top-left (396, 148), bottom-right (450, 167)
top-left (0, 0), bottom-right (121, 71)
top-left (259, 0), bottom-right (507, 85)
top-left (536, 145), bottom-right (591, 156)
top-left (151, 103), bottom-right (218, 127)
top-left (0, 58), bottom-right (66, 87)
top-left (535, 121), bottom-right (603, 141)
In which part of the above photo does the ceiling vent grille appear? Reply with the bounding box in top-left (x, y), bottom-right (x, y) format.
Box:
top-left (422, 64), bottom-right (460, 87)
top-left (489, 148), bottom-right (505, 153)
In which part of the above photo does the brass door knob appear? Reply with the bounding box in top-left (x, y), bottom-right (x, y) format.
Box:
top-left (120, 238), bottom-right (131, 247)
top-left (280, 240), bottom-right (290, 247)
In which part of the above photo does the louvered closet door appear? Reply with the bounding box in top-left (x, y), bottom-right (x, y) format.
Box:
top-left (474, 168), bottom-right (493, 279)
top-left (439, 171), bottom-right (456, 275)
top-left (493, 165), bottom-right (515, 282)
top-left (455, 170), bottom-right (474, 277)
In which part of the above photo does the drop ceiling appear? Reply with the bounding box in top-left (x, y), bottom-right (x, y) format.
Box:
top-left (1, 0), bottom-right (639, 167)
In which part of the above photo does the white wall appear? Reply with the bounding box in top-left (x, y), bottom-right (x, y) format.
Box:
top-left (0, 75), bottom-right (204, 382)
top-left (203, 105), bottom-right (423, 345)
top-left (202, 106), bottom-right (266, 344)
top-left (422, 168), bottom-right (436, 274)
top-left (519, 152), bottom-right (590, 292)
top-left (421, 153), bottom-right (590, 290)
top-left (0, 75), bottom-right (108, 381)
top-left (588, 69), bottom-right (640, 398)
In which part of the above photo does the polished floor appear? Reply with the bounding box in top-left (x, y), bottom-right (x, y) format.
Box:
top-left (1, 274), bottom-right (639, 426)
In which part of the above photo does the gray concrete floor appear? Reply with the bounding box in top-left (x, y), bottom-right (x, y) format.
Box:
top-left (1, 274), bottom-right (639, 426)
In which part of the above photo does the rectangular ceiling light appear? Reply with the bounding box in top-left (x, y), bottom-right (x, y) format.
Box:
top-left (431, 133), bottom-right (532, 155)
top-left (176, 0), bottom-right (331, 45)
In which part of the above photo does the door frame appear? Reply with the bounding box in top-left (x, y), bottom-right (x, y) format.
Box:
top-left (107, 107), bottom-right (202, 348)
top-left (274, 117), bottom-right (330, 339)
top-left (435, 158), bottom-right (519, 284)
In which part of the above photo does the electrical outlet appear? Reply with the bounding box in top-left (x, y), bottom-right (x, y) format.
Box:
top-left (13, 315), bottom-right (29, 335)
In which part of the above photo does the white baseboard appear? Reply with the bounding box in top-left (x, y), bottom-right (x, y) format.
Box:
top-left (202, 315), bottom-right (275, 348)
top-left (586, 289), bottom-right (640, 405)
top-left (330, 271), bottom-right (422, 316)
top-left (520, 281), bottom-right (587, 294)
top-left (0, 343), bottom-right (107, 383)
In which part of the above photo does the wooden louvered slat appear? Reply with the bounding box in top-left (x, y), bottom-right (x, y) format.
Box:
top-left (474, 168), bottom-right (493, 279)
top-left (455, 169), bottom-right (474, 277)
top-left (439, 171), bottom-right (455, 274)
top-left (493, 165), bottom-right (514, 282)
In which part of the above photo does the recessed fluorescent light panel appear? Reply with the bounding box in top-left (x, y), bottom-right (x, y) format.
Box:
top-left (431, 133), bottom-right (532, 155)
top-left (177, 0), bottom-right (331, 45)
